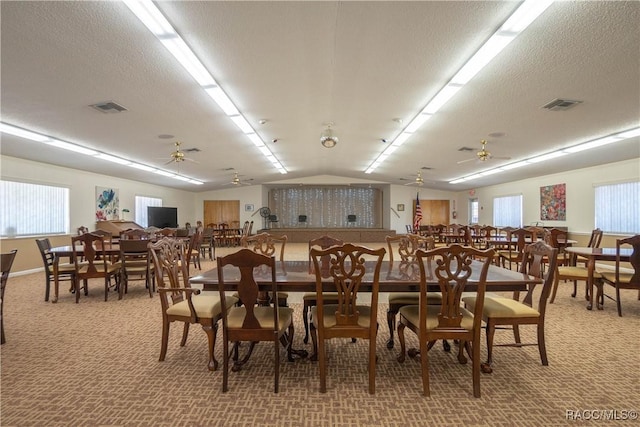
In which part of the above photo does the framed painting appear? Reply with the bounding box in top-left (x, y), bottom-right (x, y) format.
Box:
top-left (96, 187), bottom-right (120, 221)
top-left (540, 183), bottom-right (566, 221)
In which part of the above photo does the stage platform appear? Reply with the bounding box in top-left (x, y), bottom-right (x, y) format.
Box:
top-left (257, 227), bottom-right (396, 243)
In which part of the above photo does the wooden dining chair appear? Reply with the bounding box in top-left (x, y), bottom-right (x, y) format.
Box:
top-left (463, 241), bottom-right (557, 374)
top-left (497, 228), bottom-right (533, 270)
top-left (396, 244), bottom-right (494, 398)
top-left (216, 249), bottom-right (294, 393)
top-left (302, 235), bottom-right (344, 344)
top-left (1, 249), bottom-right (18, 344)
top-left (385, 234), bottom-right (437, 349)
top-left (149, 237), bottom-right (238, 371)
top-left (120, 228), bottom-right (149, 240)
top-left (550, 228), bottom-right (603, 304)
top-left (71, 232), bottom-right (121, 303)
top-left (597, 234), bottom-right (640, 317)
top-left (200, 226), bottom-right (216, 261)
top-left (35, 238), bottom-right (76, 302)
top-left (118, 238), bottom-right (154, 299)
top-left (309, 243), bottom-right (386, 394)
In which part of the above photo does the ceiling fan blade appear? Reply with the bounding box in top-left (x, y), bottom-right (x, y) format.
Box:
top-left (457, 158), bottom-right (476, 164)
top-left (163, 159), bottom-right (176, 165)
top-left (491, 155), bottom-right (511, 160)
top-left (183, 157), bottom-right (199, 164)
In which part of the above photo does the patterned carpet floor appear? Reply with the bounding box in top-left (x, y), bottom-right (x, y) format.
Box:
top-left (1, 244), bottom-right (639, 426)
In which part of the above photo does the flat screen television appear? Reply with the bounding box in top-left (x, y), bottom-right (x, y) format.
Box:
top-left (147, 207), bottom-right (178, 228)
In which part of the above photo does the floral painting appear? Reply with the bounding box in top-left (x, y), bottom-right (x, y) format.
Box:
top-left (96, 187), bottom-right (119, 221)
top-left (540, 183), bottom-right (566, 221)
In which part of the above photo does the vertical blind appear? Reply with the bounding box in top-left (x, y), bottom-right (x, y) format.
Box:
top-left (595, 181), bottom-right (640, 234)
top-left (269, 186), bottom-right (382, 228)
top-left (493, 194), bottom-right (522, 228)
top-left (0, 180), bottom-right (69, 236)
top-left (135, 196), bottom-right (162, 227)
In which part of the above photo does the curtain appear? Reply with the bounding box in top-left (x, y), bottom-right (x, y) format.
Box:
top-left (269, 186), bottom-right (382, 228)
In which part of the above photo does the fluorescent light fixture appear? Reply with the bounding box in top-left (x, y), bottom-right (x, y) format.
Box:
top-left (230, 115), bottom-right (254, 134)
top-left (479, 168), bottom-right (505, 176)
top-left (405, 113), bottom-right (432, 133)
top-left (382, 145), bottom-right (399, 156)
top-left (204, 86), bottom-right (239, 116)
top-left (173, 175), bottom-right (191, 182)
top-left (616, 127), bottom-right (640, 139)
top-left (563, 136), bottom-right (622, 153)
top-left (128, 163), bottom-right (156, 172)
top-left (500, 0), bottom-right (555, 33)
top-left (122, 0), bottom-right (175, 36)
top-left (247, 133), bottom-right (265, 147)
top-left (0, 122), bottom-right (51, 142)
top-left (258, 146), bottom-right (271, 156)
top-left (153, 169), bottom-right (176, 178)
top-left (451, 35), bottom-right (514, 85)
top-left (161, 37), bottom-right (216, 87)
top-left (94, 153), bottom-right (132, 165)
top-left (423, 84), bottom-right (462, 114)
top-left (391, 132), bottom-right (412, 147)
top-left (45, 139), bottom-right (98, 156)
top-left (449, 178), bottom-right (468, 184)
top-left (501, 160), bottom-right (531, 170)
top-left (527, 151), bottom-right (567, 163)
top-left (189, 180), bottom-right (204, 185)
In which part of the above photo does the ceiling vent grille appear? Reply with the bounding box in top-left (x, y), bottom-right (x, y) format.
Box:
top-left (184, 148), bottom-right (201, 153)
top-left (542, 98), bottom-right (582, 111)
top-left (458, 147), bottom-right (475, 152)
top-left (90, 101), bottom-right (128, 113)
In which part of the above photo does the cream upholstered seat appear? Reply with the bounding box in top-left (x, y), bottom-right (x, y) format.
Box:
top-left (309, 243), bottom-right (386, 394)
top-left (597, 234), bottom-right (640, 317)
top-left (397, 244), bottom-right (495, 398)
top-left (463, 241), bottom-right (557, 374)
top-left (149, 237), bottom-right (237, 372)
top-left (216, 249), bottom-right (295, 393)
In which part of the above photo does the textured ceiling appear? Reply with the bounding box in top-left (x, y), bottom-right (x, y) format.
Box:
top-left (1, 1), bottom-right (639, 191)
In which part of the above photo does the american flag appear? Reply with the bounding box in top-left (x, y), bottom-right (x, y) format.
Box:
top-left (413, 193), bottom-right (422, 232)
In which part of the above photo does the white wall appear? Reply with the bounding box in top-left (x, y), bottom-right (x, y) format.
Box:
top-left (1, 156), bottom-right (196, 231)
top-left (455, 158), bottom-right (640, 234)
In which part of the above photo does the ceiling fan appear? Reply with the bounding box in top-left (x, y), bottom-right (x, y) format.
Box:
top-left (457, 139), bottom-right (511, 164)
top-left (228, 172), bottom-right (252, 186)
top-left (163, 141), bottom-right (198, 165)
top-left (403, 172), bottom-right (425, 186)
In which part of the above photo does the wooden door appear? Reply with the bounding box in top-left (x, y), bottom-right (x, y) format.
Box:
top-left (203, 200), bottom-right (239, 225)
top-left (414, 199), bottom-right (450, 225)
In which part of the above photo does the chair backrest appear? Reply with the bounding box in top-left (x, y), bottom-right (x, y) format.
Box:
top-left (1, 249), bottom-right (18, 289)
top-left (511, 227), bottom-right (534, 255)
top-left (148, 237), bottom-right (189, 310)
top-left (35, 238), bottom-right (54, 272)
top-left (416, 244), bottom-right (494, 333)
top-left (309, 243), bottom-right (386, 331)
top-left (518, 241), bottom-right (558, 313)
top-left (241, 232), bottom-right (287, 262)
top-left (386, 234), bottom-right (433, 264)
top-left (119, 238), bottom-right (151, 257)
top-left (77, 226), bottom-right (89, 235)
top-left (216, 249), bottom-right (277, 338)
top-left (615, 234), bottom-right (640, 285)
top-left (308, 235), bottom-right (344, 274)
top-left (525, 226), bottom-right (545, 240)
top-left (588, 228), bottom-right (604, 248)
top-left (71, 233), bottom-right (111, 277)
top-left (157, 228), bottom-right (176, 237)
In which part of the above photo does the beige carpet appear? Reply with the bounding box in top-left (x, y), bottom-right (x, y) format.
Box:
top-left (1, 243), bottom-right (639, 426)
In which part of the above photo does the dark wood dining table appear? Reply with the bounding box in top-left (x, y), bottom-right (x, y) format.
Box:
top-left (565, 246), bottom-right (633, 310)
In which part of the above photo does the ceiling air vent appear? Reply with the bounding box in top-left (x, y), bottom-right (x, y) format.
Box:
top-left (458, 147), bottom-right (475, 152)
top-left (542, 98), bottom-right (582, 111)
top-left (184, 148), bottom-right (201, 153)
top-left (90, 101), bottom-right (128, 113)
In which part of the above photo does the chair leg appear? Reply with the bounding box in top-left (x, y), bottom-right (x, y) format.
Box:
top-left (287, 322), bottom-right (294, 362)
top-left (302, 303), bottom-right (310, 344)
top-left (318, 332), bottom-right (327, 393)
top-left (368, 336), bottom-right (376, 394)
top-left (396, 321), bottom-right (406, 363)
top-left (512, 324), bottom-right (521, 344)
top-left (537, 322), bottom-right (548, 366)
top-left (419, 331), bottom-right (429, 396)
top-left (202, 322), bottom-right (218, 371)
top-left (310, 322), bottom-right (318, 361)
top-left (44, 276), bottom-right (51, 302)
top-left (549, 272), bottom-right (560, 304)
top-left (274, 336), bottom-right (280, 393)
top-left (181, 323), bottom-right (190, 346)
top-left (484, 321), bottom-right (496, 372)
top-left (616, 286), bottom-right (623, 317)
top-left (386, 308), bottom-right (396, 349)
top-left (471, 339), bottom-right (481, 398)
top-left (159, 320), bottom-right (170, 362)
top-left (222, 334), bottom-right (229, 392)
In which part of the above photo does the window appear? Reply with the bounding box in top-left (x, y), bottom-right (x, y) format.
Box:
top-left (469, 198), bottom-right (479, 224)
top-left (595, 181), bottom-right (640, 234)
top-left (0, 180), bottom-right (69, 237)
top-left (493, 194), bottom-right (522, 227)
top-left (135, 196), bottom-right (162, 227)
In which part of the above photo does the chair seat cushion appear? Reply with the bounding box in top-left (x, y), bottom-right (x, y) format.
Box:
top-left (599, 271), bottom-right (635, 285)
top-left (310, 304), bottom-right (372, 328)
top-left (463, 295), bottom-right (540, 318)
top-left (57, 263), bottom-right (77, 273)
top-left (166, 294), bottom-right (238, 319)
top-left (303, 292), bottom-right (339, 301)
top-left (399, 304), bottom-right (474, 331)
top-left (226, 306), bottom-right (293, 330)
top-left (78, 263), bottom-right (120, 275)
top-left (558, 266), bottom-right (602, 279)
top-left (388, 292), bottom-right (442, 304)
